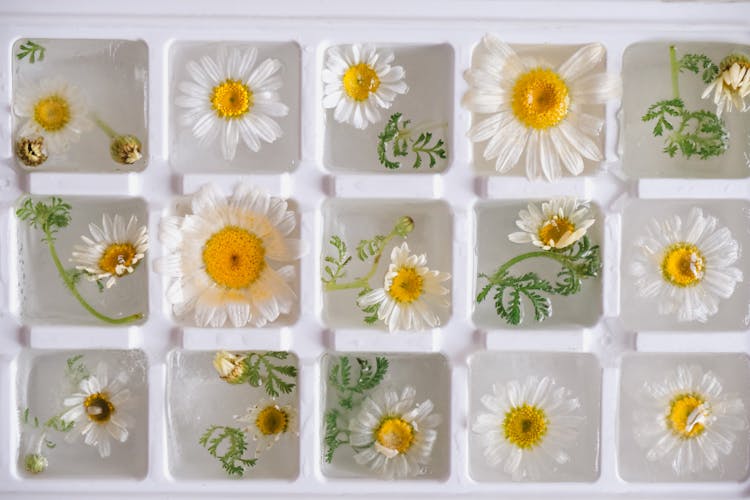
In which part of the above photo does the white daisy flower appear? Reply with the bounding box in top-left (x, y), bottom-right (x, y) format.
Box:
top-left (236, 398), bottom-right (298, 457)
top-left (60, 362), bottom-right (133, 458)
top-left (357, 242), bottom-right (450, 333)
top-left (349, 386), bottom-right (441, 479)
top-left (462, 35), bottom-right (621, 181)
top-left (508, 197), bottom-right (595, 250)
top-left (702, 54), bottom-right (750, 116)
top-left (322, 44), bottom-right (408, 130)
top-left (13, 77), bottom-right (92, 154)
top-left (176, 47), bottom-right (289, 161)
top-left (633, 364), bottom-right (747, 476)
top-left (629, 207), bottom-right (743, 323)
top-left (159, 183), bottom-right (303, 328)
top-left (70, 214), bottom-right (148, 289)
top-left (472, 376), bottom-right (584, 481)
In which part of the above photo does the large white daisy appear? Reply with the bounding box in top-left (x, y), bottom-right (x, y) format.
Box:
top-left (462, 35), bottom-right (621, 181)
top-left (472, 376), bottom-right (584, 481)
top-left (13, 77), bottom-right (92, 154)
top-left (357, 242), bottom-right (450, 332)
top-left (629, 207), bottom-right (743, 323)
top-left (702, 54), bottom-right (750, 117)
top-left (176, 46), bottom-right (289, 161)
top-left (236, 398), bottom-right (298, 457)
top-left (159, 183), bottom-right (302, 328)
top-left (508, 197), bottom-right (595, 250)
top-left (633, 364), bottom-right (747, 476)
top-left (70, 214), bottom-right (148, 289)
top-left (60, 362), bottom-right (133, 458)
top-left (322, 44), bottom-right (408, 130)
top-left (349, 385), bottom-right (441, 479)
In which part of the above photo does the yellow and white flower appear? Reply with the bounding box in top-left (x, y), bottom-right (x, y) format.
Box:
top-left (462, 36), bottom-right (621, 181)
top-left (176, 47), bottom-right (289, 161)
top-left (60, 362), bottom-right (133, 458)
top-left (13, 77), bottom-right (92, 154)
top-left (236, 399), bottom-right (298, 457)
top-left (508, 197), bottom-right (595, 250)
top-left (71, 214), bottom-right (148, 289)
top-left (349, 386), bottom-right (441, 479)
top-left (357, 242), bottom-right (450, 332)
top-left (629, 207), bottom-right (743, 323)
top-left (322, 44), bottom-right (408, 130)
top-left (159, 183), bottom-right (302, 328)
top-left (633, 364), bottom-right (747, 476)
top-left (472, 376), bottom-right (584, 481)
top-left (702, 54), bottom-right (750, 116)
top-left (212, 351), bottom-right (249, 384)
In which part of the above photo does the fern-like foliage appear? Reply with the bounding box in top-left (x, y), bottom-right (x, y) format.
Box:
top-left (16, 40), bottom-right (45, 63)
top-left (243, 351), bottom-right (297, 398)
top-left (679, 53), bottom-right (719, 84)
top-left (321, 235), bottom-right (351, 285)
top-left (16, 197), bottom-right (71, 241)
top-left (377, 113), bottom-right (447, 169)
top-left (199, 425), bottom-right (257, 477)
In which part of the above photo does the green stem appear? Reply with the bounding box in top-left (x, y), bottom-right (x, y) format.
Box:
top-left (323, 232), bottom-right (398, 292)
top-left (91, 114), bottom-right (118, 139)
top-left (669, 45), bottom-right (680, 99)
top-left (489, 250), bottom-right (575, 283)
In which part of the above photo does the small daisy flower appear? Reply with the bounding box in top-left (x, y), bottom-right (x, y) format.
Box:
top-left (349, 386), bottom-right (441, 479)
top-left (13, 77), bottom-right (92, 154)
top-left (508, 197), bottom-right (595, 250)
top-left (212, 351), bottom-right (249, 384)
top-left (462, 35), bottom-right (621, 181)
top-left (633, 364), bottom-right (747, 476)
top-left (236, 399), bottom-right (298, 457)
top-left (322, 44), bottom-right (408, 130)
top-left (60, 362), bottom-right (133, 458)
top-left (702, 53), bottom-right (750, 116)
top-left (176, 47), bottom-right (289, 161)
top-left (629, 207), bottom-right (743, 323)
top-left (159, 183), bottom-right (303, 328)
top-left (472, 376), bottom-right (584, 481)
top-left (70, 214), bottom-right (149, 289)
top-left (357, 242), bottom-right (450, 332)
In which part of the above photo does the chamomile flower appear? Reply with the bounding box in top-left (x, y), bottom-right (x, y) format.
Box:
top-left (159, 183), bottom-right (303, 328)
top-left (472, 376), bottom-right (584, 481)
top-left (349, 386), bottom-right (441, 479)
top-left (322, 44), bottom-right (408, 129)
top-left (13, 77), bottom-right (92, 154)
top-left (60, 362), bottom-right (133, 458)
top-left (70, 214), bottom-right (149, 289)
top-left (702, 54), bottom-right (750, 116)
top-left (508, 197), bottom-right (595, 250)
top-left (236, 399), bottom-right (298, 457)
top-left (462, 35), bottom-right (621, 181)
top-left (357, 242), bottom-right (450, 332)
top-left (176, 47), bottom-right (289, 161)
top-left (633, 364), bottom-right (747, 476)
top-left (629, 207), bottom-right (743, 323)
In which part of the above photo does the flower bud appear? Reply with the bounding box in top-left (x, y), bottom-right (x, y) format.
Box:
top-left (213, 351), bottom-right (248, 384)
top-left (394, 216), bottom-right (415, 237)
top-left (110, 135), bottom-right (142, 165)
top-left (15, 136), bottom-right (47, 167)
top-left (24, 453), bottom-right (48, 474)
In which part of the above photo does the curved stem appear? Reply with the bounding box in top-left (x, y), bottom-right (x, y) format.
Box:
top-left (91, 114), bottom-right (118, 139)
top-left (669, 45), bottom-right (680, 100)
top-left (489, 250), bottom-right (575, 283)
top-left (398, 120), bottom-right (448, 139)
top-left (323, 232), bottom-right (398, 292)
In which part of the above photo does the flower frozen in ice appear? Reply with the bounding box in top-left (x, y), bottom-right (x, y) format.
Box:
top-left (702, 53), bottom-right (750, 116)
top-left (462, 36), bottom-right (621, 181)
top-left (508, 197), bottom-right (595, 250)
top-left (236, 398), bottom-right (298, 457)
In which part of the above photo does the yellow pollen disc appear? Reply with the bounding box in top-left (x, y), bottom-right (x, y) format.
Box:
top-left (668, 393), bottom-right (707, 439)
top-left (210, 79), bottom-right (253, 119)
top-left (98, 243), bottom-right (138, 276)
top-left (83, 392), bottom-right (115, 424)
top-left (375, 417), bottom-right (415, 454)
top-left (33, 95), bottom-right (71, 132)
top-left (661, 243), bottom-right (705, 287)
top-left (202, 226), bottom-right (266, 289)
top-left (255, 406), bottom-right (289, 436)
top-left (342, 63), bottom-right (380, 102)
top-left (511, 68), bottom-right (570, 130)
top-left (503, 403), bottom-right (548, 450)
top-left (538, 216), bottom-right (575, 247)
top-left (388, 267), bottom-right (424, 304)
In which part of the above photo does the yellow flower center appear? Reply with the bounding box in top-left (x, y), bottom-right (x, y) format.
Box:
top-left (98, 243), bottom-right (138, 276)
top-left (388, 267), bottom-right (424, 304)
top-left (342, 63), bottom-right (380, 102)
top-left (375, 417), bottom-right (415, 454)
top-left (538, 216), bottom-right (575, 247)
top-left (33, 95), bottom-right (71, 132)
top-left (255, 406), bottom-right (289, 436)
top-left (202, 226), bottom-right (266, 289)
top-left (503, 403), bottom-right (548, 449)
top-left (83, 392), bottom-right (115, 424)
top-left (668, 393), bottom-right (708, 439)
top-left (210, 79), bottom-right (253, 119)
top-left (511, 68), bottom-right (570, 130)
top-left (661, 243), bottom-right (705, 287)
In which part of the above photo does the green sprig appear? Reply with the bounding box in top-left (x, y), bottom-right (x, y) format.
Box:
top-left (377, 113), bottom-right (447, 169)
top-left (16, 40), bottom-right (45, 63)
top-left (679, 53), bottom-right (719, 84)
top-left (243, 352), bottom-right (297, 398)
top-left (64, 354), bottom-right (90, 387)
top-left (199, 425), bottom-right (257, 477)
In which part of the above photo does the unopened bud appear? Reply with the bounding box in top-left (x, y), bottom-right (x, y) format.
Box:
top-left (394, 216), bottom-right (415, 237)
top-left (110, 135), bottom-right (142, 165)
top-left (15, 136), bottom-right (47, 167)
